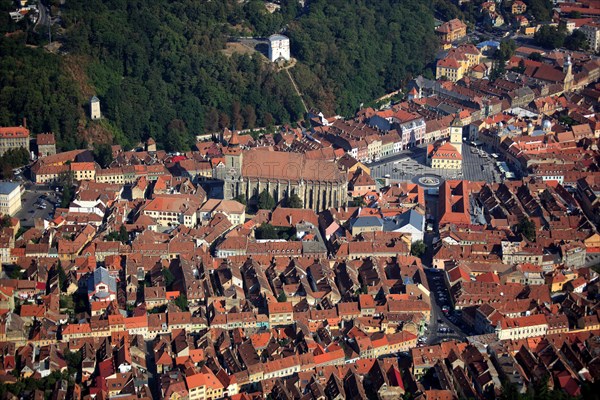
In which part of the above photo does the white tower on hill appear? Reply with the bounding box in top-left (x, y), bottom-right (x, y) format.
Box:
top-left (90, 96), bottom-right (101, 120)
top-left (268, 34), bottom-right (290, 62)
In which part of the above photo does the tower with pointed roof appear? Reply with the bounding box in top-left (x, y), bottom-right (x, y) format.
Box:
top-left (449, 115), bottom-right (463, 155)
top-left (228, 129), bottom-right (240, 148)
top-left (563, 54), bottom-right (574, 92)
top-left (219, 129), bottom-right (243, 201)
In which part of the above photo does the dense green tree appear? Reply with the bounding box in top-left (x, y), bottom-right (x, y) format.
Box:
top-left (489, 59), bottom-right (506, 82)
top-left (174, 294), bottom-right (189, 311)
top-left (496, 39), bottom-right (517, 62)
top-left (0, 0), bottom-right (440, 150)
top-left (118, 224), bottom-right (128, 244)
top-left (256, 223), bottom-right (278, 239)
top-left (517, 218), bottom-right (536, 242)
top-left (286, 0), bottom-right (438, 115)
top-left (529, 52), bottom-right (543, 61)
top-left (63, 349), bottom-right (82, 371)
top-left (257, 189), bottom-right (275, 210)
top-left (92, 143), bottom-right (113, 168)
top-left (564, 30), bottom-right (590, 51)
top-left (411, 240), bottom-right (427, 258)
top-left (59, 172), bottom-right (75, 208)
top-left (534, 25), bottom-right (567, 49)
top-left (525, 0), bottom-right (553, 22)
top-left (164, 119), bottom-right (192, 153)
top-left (277, 291), bottom-right (287, 302)
top-left (162, 268), bottom-right (175, 289)
top-left (56, 260), bottom-right (67, 292)
top-left (234, 194), bottom-right (247, 206)
top-left (286, 193), bottom-right (303, 208)
top-left (0, 147), bottom-right (30, 179)
top-left (0, 215), bottom-right (10, 228)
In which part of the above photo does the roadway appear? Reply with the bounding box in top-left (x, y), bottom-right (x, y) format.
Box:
top-left (423, 268), bottom-right (470, 345)
top-left (422, 194), bottom-right (470, 345)
top-left (34, 1), bottom-right (50, 32)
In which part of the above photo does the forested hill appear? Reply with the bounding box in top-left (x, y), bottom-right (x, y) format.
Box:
top-left (0, 0), bottom-right (438, 151)
top-left (287, 0), bottom-right (438, 115)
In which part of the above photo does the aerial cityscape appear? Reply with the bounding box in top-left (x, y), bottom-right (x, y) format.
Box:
top-left (1, 0), bottom-right (600, 399)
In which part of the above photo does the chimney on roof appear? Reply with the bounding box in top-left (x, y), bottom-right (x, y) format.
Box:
top-left (22, 117), bottom-right (26, 129)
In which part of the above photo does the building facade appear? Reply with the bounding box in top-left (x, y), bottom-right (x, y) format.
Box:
top-left (216, 146), bottom-right (347, 212)
top-left (0, 127), bottom-right (29, 156)
top-left (268, 34), bottom-right (290, 62)
top-left (90, 96), bottom-right (101, 120)
top-left (435, 19), bottom-right (467, 43)
top-left (0, 182), bottom-right (21, 216)
top-left (580, 23), bottom-right (600, 53)
top-left (36, 133), bottom-right (56, 157)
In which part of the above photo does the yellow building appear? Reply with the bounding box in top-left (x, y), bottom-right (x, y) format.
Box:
top-left (512, 0), bottom-right (527, 14)
top-left (268, 301), bottom-right (294, 326)
top-left (437, 57), bottom-right (464, 82)
top-left (435, 19), bottom-right (467, 43)
top-left (436, 44), bottom-right (482, 82)
top-left (71, 162), bottom-right (97, 182)
top-left (584, 233), bottom-right (600, 251)
top-left (430, 143), bottom-right (462, 169)
top-left (427, 117), bottom-right (463, 170)
top-left (186, 370), bottom-right (224, 400)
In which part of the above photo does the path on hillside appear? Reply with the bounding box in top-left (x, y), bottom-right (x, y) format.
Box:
top-left (285, 68), bottom-right (308, 113)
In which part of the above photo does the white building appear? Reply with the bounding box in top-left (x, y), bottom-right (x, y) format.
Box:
top-left (268, 34), bottom-right (290, 62)
top-left (0, 182), bottom-right (21, 216)
top-left (497, 314), bottom-right (548, 341)
top-left (383, 210), bottom-right (424, 243)
top-left (580, 23), bottom-right (600, 52)
top-left (90, 96), bottom-right (101, 120)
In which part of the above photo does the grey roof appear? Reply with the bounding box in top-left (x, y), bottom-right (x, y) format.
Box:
top-left (0, 182), bottom-right (20, 195)
top-left (88, 267), bottom-right (117, 298)
top-left (351, 216), bottom-right (383, 229)
top-left (90, 96), bottom-right (100, 103)
top-left (269, 34), bottom-right (289, 41)
top-left (383, 210), bottom-right (424, 232)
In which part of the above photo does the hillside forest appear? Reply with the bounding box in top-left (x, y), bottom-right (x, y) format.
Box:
top-left (0, 0), bottom-right (438, 151)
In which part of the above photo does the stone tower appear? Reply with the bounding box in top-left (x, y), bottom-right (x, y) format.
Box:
top-left (268, 34), bottom-right (290, 62)
top-left (563, 55), bottom-right (574, 92)
top-left (90, 96), bottom-right (101, 120)
top-left (450, 115), bottom-right (463, 155)
top-left (222, 133), bottom-right (243, 200)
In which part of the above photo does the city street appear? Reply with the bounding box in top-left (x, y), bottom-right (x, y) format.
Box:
top-left (423, 268), bottom-right (469, 345)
